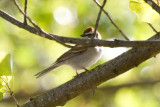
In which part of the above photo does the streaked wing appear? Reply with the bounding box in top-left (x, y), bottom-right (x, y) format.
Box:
top-left (56, 46), bottom-right (87, 63)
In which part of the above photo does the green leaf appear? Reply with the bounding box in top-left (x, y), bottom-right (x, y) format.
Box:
top-left (0, 92), bottom-right (3, 101)
top-left (0, 83), bottom-right (4, 92)
top-left (0, 52), bottom-right (12, 76)
top-left (129, 0), bottom-right (160, 23)
top-left (0, 52), bottom-right (13, 101)
top-left (0, 76), bottom-right (13, 101)
top-left (0, 82), bottom-right (4, 101)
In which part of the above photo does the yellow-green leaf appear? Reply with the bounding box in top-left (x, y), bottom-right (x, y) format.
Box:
top-left (0, 52), bottom-right (12, 76)
top-left (129, 0), bottom-right (160, 23)
top-left (0, 82), bottom-right (4, 101)
top-left (0, 92), bottom-right (3, 101)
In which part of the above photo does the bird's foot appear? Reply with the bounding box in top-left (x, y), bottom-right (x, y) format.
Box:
top-left (72, 71), bottom-right (80, 78)
top-left (79, 66), bottom-right (89, 72)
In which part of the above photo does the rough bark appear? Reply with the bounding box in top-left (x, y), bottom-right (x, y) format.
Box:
top-left (0, 9), bottom-right (160, 48)
top-left (21, 32), bottom-right (160, 107)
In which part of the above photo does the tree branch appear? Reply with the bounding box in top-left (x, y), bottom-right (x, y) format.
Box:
top-left (93, 0), bottom-right (130, 41)
top-left (21, 33), bottom-right (160, 107)
top-left (94, 0), bottom-right (106, 35)
top-left (1, 9), bottom-right (160, 48)
top-left (147, 23), bottom-right (158, 33)
top-left (99, 80), bottom-right (160, 92)
top-left (2, 79), bottom-right (159, 103)
top-left (0, 1), bottom-right (160, 106)
top-left (24, 0), bottom-right (28, 24)
top-left (144, 0), bottom-right (160, 14)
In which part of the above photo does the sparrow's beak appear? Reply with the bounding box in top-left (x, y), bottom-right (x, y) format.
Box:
top-left (81, 33), bottom-right (86, 37)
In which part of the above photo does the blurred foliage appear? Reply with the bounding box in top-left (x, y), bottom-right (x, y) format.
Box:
top-left (0, 52), bottom-right (13, 101)
top-left (0, 0), bottom-right (160, 107)
top-left (129, 0), bottom-right (160, 23)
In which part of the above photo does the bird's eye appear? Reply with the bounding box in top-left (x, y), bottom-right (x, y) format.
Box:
top-left (81, 33), bottom-right (94, 37)
top-left (87, 34), bottom-right (92, 36)
top-left (87, 33), bottom-right (94, 37)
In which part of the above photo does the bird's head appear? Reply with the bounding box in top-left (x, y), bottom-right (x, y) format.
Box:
top-left (81, 27), bottom-right (101, 39)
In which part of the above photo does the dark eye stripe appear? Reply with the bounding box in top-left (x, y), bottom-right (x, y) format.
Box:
top-left (86, 34), bottom-right (93, 37)
top-left (88, 34), bottom-right (92, 36)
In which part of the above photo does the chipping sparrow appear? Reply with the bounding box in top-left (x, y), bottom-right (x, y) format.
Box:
top-left (35, 27), bottom-right (103, 78)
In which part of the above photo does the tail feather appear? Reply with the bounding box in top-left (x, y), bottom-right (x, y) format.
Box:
top-left (35, 64), bottom-right (59, 78)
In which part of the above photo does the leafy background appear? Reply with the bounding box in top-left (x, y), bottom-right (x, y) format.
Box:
top-left (0, 0), bottom-right (160, 106)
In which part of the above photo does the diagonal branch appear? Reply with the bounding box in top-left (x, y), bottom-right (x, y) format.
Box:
top-left (99, 80), bottom-right (160, 92)
top-left (13, 0), bottom-right (77, 48)
top-left (13, 0), bottom-right (41, 30)
top-left (0, 1), bottom-right (159, 107)
top-left (147, 23), bottom-right (158, 33)
top-left (1, 9), bottom-right (160, 48)
top-left (144, 0), bottom-right (160, 14)
top-left (94, 0), bottom-right (107, 35)
top-left (24, 0), bottom-right (28, 24)
top-left (93, 0), bottom-right (130, 41)
top-left (21, 33), bottom-right (160, 107)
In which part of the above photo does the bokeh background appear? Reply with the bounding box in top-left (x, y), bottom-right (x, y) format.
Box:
top-left (0, 0), bottom-right (160, 107)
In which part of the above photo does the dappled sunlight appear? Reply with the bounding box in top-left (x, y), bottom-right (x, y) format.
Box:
top-left (39, 74), bottom-right (59, 90)
top-left (102, 47), bottom-right (128, 60)
top-left (153, 83), bottom-right (160, 99)
top-left (53, 6), bottom-right (78, 27)
top-left (0, 0), bottom-right (160, 106)
top-left (115, 87), bottom-right (159, 107)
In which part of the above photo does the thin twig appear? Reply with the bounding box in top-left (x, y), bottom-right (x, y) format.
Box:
top-left (13, 0), bottom-right (41, 30)
top-left (24, 0), bottom-right (28, 25)
top-left (148, 23), bottom-right (158, 33)
top-left (13, 0), bottom-right (24, 15)
top-left (94, 0), bottom-right (107, 35)
top-left (1, 9), bottom-right (160, 48)
top-left (12, 0), bottom-right (73, 48)
top-left (0, 77), bottom-right (19, 106)
top-left (99, 80), bottom-right (160, 92)
top-left (93, 0), bottom-right (130, 41)
top-left (12, 0), bottom-right (50, 39)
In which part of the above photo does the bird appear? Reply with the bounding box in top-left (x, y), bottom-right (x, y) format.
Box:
top-left (35, 27), bottom-right (103, 78)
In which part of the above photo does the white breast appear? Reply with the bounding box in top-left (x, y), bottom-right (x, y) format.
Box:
top-left (66, 46), bottom-right (103, 70)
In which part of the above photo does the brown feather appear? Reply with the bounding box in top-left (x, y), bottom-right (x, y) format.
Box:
top-left (83, 27), bottom-right (94, 34)
top-left (56, 46), bottom-right (87, 63)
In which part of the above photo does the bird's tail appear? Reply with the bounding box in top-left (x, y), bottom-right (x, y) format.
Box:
top-left (35, 63), bottom-right (60, 78)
